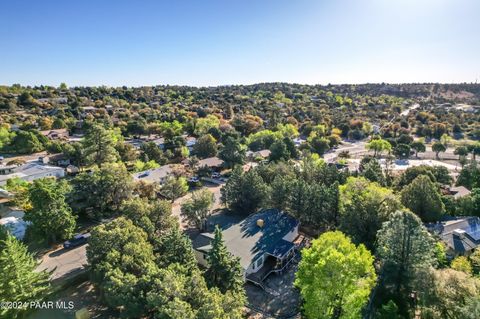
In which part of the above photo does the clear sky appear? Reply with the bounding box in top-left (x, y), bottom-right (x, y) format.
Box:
top-left (1, 0), bottom-right (479, 87)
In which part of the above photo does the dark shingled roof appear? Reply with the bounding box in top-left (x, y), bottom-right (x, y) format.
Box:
top-left (431, 217), bottom-right (480, 254)
top-left (193, 209), bottom-right (298, 270)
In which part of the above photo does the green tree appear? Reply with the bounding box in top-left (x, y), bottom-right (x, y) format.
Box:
top-left (154, 227), bottom-right (197, 272)
top-left (160, 176), bottom-right (188, 202)
top-left (193, 134), bottom-right (218, 159)
top-left (376, 210), bottom-right (435, 298)
top-left (468, 142), bottom-right (480, 161)
top-left (195, 115), bottom-right (220, 136)
top-left (361, 159), bottom-right (385, 185)
top-left (416, 268), bottom-right (480, 319)
top-left (339, 177), bottom-right (401, 249)
top-left (269, 139), bottom-right (290, 162)
top-left (181, 188), bottom-right (214, 230)
top-left (11, 130), bottom-right (44, 154)
top-left (205, 226), bottom-right (244, 294)
top-left (4, 177), bottom-right (31, 210)
top-left (87, 217), bottom-right (157, 317)
top-left (366, 138), bottom-right (392, 157)
top-left (432, 142), bottom-right (446, 159)
top-left (116, 141), bottom-right (138, 162)
top-left (451, 256), bottom-right (472, 274)
top-left (394, 143), bottom-right (411, 159)
top-left (0, 126), bottom-right (15, 150)
top-left (434, 241), bottom-right (448, 268)
top-left (70, 163), bottom-right (134, 217)
top-left (83, 123), bottom-right (119, 166)
top-left (25, 178), bottom-right (76, 243)
top-left (219, 137), bottom-right (246, 169)
top-left (140, 141), bottom-right (166, 164)
top-left (454, 146), bottom-right (469, 160)
top-left (295, 231), bottom-right (377, 319)
top-left (120, 197), bottom-right (177, 239)
top-left (411, 141), bottom-right (426, 158)
top-left (457, 163), bottom-right (480, 189)
top-left (52, 117), bottom-right (66, 129)
top-left (247, 129), bottom-right (278, 151)
top-left (376, 300), bottom-right (402, 319)
top-left (470, 248), bottom-right (480, 274)
top-left (308, 135), bottom-right (331, 155)
top-left (401, 175), bottom-right (445, 222)
top-left (0, 235), bottom-right (51, 319)
top-left (147, 264), bottom-right (245, 319)
top-left (221, 167), bottom-right (269, 214)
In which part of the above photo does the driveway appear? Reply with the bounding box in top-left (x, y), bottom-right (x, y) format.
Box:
top-left (172, 183), bottom-right (223, 229)
top-left (37, 244), bottom-right (87, 281)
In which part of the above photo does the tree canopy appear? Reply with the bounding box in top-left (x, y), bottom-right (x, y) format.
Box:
top-left (295, 231), bottom-right (376, 319)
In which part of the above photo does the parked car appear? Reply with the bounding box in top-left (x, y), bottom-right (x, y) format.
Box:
top-left (63, 233), bottom-right (91, 249)
top-left (211, 172), bottom-right (221, 179)
top-left (188, 176), bottom-right (200, 183)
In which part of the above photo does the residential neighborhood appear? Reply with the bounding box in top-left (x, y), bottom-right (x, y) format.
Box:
top-left (1, 1), bottom-right (480, 319)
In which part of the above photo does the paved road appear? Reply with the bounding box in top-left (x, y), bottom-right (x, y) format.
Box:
top-left (38, 183), bottom-right (224, 280)
top-left (37, 244), bottom-right (87, 281)
top-left (323, 141), bottom-right (367, 162)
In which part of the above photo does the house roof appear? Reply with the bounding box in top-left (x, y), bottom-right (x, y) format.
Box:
top-left (193, 209), bottom-right (299, 270)
top-left (132, 165), bottom-right (173, 183)
top-left (39, 128), bottom-right (69, 137)
top-left (197, 156), bottom-right (223, 168)
top-left (256, 149), bottom-right (271, 158)
top-left (449, 186), bottom-right (471, 199)
top-left (0, 163), bottom-right (64, 184)
top-left (433, 217), bottom-right (480, 253)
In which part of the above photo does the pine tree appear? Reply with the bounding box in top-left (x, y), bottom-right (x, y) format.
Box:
top-left (0, 236), bottom-right (51, 319)
top-left (154, 227), bottom-right (197, 273)
top-left (376, 210), bottom-right (435, 299)
top-left (205, 226), bottom-right (244, 294)
top-left (83, 123), bottom-right (119, 166)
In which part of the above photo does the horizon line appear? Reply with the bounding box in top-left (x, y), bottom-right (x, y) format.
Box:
top-left (1, 80), bottom-right (479, 90)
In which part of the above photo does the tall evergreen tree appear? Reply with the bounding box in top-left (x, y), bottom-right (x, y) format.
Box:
top-left (0, 236), bottom-right (51, 319)
top-left (83, 123), bottom-right (119, 166)
top-left (205, 226), bottom-right (244, 294)
top-left (376, 210), bottom-right (435, 301)
top-left (219, 136), bottom-right (246, 169)
top-left (154, 227), bottom-right (197, 272)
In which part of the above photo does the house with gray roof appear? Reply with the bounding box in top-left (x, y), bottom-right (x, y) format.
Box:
top-left (428, 217), bottom-right (480, 257)
top-left (132, 164), bottom-right (173, 184)
top-left (0, 163), bottom-right (65, 186)
top-left (192, 209), bottom-right (299, 286)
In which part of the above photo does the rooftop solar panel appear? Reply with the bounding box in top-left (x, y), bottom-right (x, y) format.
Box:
top-left (465, 224), bottom-right (480, 241)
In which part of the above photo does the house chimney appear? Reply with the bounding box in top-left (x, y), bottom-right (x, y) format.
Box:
top-left (453, 229), bottom-right (466, 239)
top-left (257, 219), bottom-right (264, 228)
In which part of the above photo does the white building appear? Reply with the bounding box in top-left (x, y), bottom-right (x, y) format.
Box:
top-left (0, 163), bottom-right (65, 186)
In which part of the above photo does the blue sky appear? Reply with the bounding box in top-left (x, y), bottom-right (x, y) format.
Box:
top-left (1, 0), bottom-right (479, 87)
